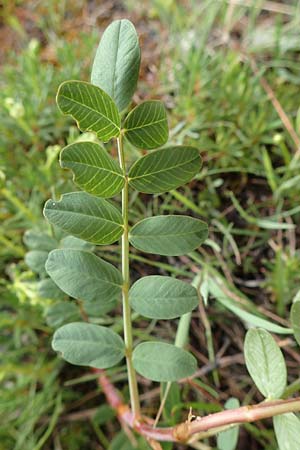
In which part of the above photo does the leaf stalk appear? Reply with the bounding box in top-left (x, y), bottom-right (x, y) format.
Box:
top-left (117, 135), bottom-right (141, 419)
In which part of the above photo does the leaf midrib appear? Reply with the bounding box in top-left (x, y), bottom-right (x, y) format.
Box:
top-left (111, 20), bottom-right (122, 100)
top-left (129, 155), bottom-right (199, 181)
top-left (125, 117), bottom-right (166, 132)
top-left (131, 229), bottom-right (205, 238)
top-left (60, 93), bottom-right (120, 131)
top-left (260, 333), bottom-right (272, 396)
top-left (48, 208), bottom-right (123, 227)
top-left (62, 160), bottom-right (124, 178)
top-left (50, 267), bottom-right (122, 288)
top-left (131, 294), bottom-right (196, 300)
top-left (58, 339), bottom-right (122, 349)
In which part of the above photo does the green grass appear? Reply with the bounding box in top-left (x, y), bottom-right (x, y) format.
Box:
top-left (1, 0), bottom-right (300, 448)
top-left (155, 0), bottom-right (300, 311)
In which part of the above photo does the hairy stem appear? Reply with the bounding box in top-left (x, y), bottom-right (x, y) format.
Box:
top-left (117, 135), bottom-right (141, 419)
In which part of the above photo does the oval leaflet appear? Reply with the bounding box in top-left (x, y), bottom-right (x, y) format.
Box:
top-left (44, 192), bottom-right (124, 245)
top-left (133, 341), bottom-right (197, 382)
top-left (129, 215), bottom-right (208, 256)
top-left (129, 275), bottom-right (199, 319)
top-left (52, 322), bottom-right (125, 369)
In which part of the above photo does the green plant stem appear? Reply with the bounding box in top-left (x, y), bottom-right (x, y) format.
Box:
top-left (117, 135), bottom-right (141, 419)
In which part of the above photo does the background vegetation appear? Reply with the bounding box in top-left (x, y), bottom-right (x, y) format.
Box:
top-left (1, 1), bottom-right (300, 449)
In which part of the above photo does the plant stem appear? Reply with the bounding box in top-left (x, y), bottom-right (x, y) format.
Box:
top-left (117, 135), bottom-right (141, 419)
top-left (96, 369), bottom-right (300, 443)
top-left (186, 398), bottom-right (300, 437)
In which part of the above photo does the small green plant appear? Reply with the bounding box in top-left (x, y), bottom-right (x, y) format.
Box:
top-left (43, 19), bottom-right (300, 449)
top-left (44, 17), bottom-right (207, 414)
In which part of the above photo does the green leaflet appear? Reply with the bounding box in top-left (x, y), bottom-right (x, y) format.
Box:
top-left (129, 215), bottom-right (208, 256)
top-left (273, 413), bottom-right (300, 450)
top-left (91, 19), bottom-right (140, 112)
top-left (129, 276), bottom-right (198, 319)
top-left (133, 341), bottom-right (197, 382)
top-left (23, 230), bottom-right (57, 251)
top-left (83, 298), bottom-right (118, 317)
top-left (59, 235), bottom-right (94, 251)
top-left (25, 250), bottom-right (48, 275)
top-left (291, 300), bottom-right (300, 346)
top-left (38, 278), bottom-right (66, 301)
top-left (46, 249), bottom-right (122, 306)
top-left (217, 398), bottom-right (240, 450)
top-left (56, 81), bottom-right (120, 142)
top-left (43, 192), bottom-right (123, 245)
top-left (60, 142), bottom-right (124, 198)
top-left (128, 146), bottom-right (201, 193)
top-left (244, 328), bottom-right (287, 399)
top-left (124, 100), bottom-right (168, 149)
top-left (52, 322), bottom-right (125, 369)
top-left (46, 302), bottom-right (81, 328)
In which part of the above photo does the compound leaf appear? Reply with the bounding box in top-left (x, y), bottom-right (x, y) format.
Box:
top-left (91, 19), bottom-right (140, 112)
top-left (56, 81), bottom-right (120, 142)
top-left (129, 276), bottom-right (198, 319)
top-left (133, 341), bottom-right (197, 382)
top-left (129, 215), bottom-right (208, 256)
top-left (124, 100), bottom-right (168, 149)
top-left (46, 249), bottom-right (122, 307)
top-left (52, 322), bottom-right (124, 369)
top-left (44, 192), bottom-right (123, 245)
top-left (128, 146), bottom-right (201, 193)
top-left (244, 328), bottom-right (287, 399)
top-left (60, 142), bottom-right (124, 197)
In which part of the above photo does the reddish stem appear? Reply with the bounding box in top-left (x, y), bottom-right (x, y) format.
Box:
top-left (95, 369), bottom-right (300, 443)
